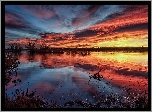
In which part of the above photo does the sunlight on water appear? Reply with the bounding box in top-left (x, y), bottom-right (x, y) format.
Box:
top-left (90, 52), bottom-right (148, 71)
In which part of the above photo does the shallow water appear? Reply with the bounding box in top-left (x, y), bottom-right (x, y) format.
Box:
top-left (5, 51), bottom-right (148, 105)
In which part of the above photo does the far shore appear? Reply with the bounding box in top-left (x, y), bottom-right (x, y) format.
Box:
top-left (5, 47), bottom-right (148, 52)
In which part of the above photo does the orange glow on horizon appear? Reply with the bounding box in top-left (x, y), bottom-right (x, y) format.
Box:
top-left (6, 29), bottom-right (148, 48)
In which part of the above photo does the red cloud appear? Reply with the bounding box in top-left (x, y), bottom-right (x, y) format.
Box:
top-left (90, 5), bottom-right (148, 33)
top-left (72, 5), bottom-right (100, 27)
top-left (5, 12), bottom-right (25, 27)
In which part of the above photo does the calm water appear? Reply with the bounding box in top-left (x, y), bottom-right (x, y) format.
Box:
top-left (5, 51), bottom-right (148, 105)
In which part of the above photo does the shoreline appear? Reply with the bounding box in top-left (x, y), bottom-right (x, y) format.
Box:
top-left (5, 47), bottom-right (148, 52)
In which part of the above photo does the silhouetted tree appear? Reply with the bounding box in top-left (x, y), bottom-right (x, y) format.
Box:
top-left (25, 42), bottom-right (36, 53)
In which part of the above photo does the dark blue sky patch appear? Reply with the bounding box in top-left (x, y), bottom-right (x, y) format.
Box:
top-left (5, 23), bottom-right (26, 29)
top-left (114, 23), bottom-right (148, 33)
top-left (74, 30), bottom-right (96, 38)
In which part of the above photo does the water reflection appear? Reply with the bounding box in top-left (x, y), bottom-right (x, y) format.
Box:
top-left (5, 51), bottom-right (148, 106)
top-left (18, 51), bottom-right (148, 72)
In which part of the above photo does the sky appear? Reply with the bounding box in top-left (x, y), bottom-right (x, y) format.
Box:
top-left (5, 5), bottom-right (148, 48)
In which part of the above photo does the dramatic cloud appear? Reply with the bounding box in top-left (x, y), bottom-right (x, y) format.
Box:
top-left (5, 11), bottom-right (26, 28)
top-left (5, 5), bottom-right (148, 47)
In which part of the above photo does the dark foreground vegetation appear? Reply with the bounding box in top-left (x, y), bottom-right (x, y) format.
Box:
top-left (5, 52), bottom-right (20, 85)
top-left (5, 88), bottom-right (148, 108)
top-left (4, 50), bottom-right (148, 108)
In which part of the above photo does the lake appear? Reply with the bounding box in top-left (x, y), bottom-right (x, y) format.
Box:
top-left (5, 51), bottom-right (148, 107)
